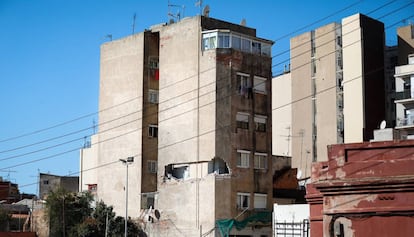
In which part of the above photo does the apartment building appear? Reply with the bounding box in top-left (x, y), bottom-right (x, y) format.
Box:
top-left (289, 13), bottom-right (385, 177)
top-left (394, 25), bottom-right (414, 139)
top-left (39, 173), bottom-right (78, 200)
top-left (80, 15), bottom-right (275, 236)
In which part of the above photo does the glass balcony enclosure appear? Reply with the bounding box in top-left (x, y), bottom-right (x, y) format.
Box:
top-left (202, 29), bottom-right (271, 56)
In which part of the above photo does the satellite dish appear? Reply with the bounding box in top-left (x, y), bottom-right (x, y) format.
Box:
top-left (240, 18), bottom-right (246, 26)
top-left (203, 5), bottom-right (210, 17)
top-left (296, 169), bottom-right (302, 179)
top-left (154, 209), bottom-right (161, 220)
top-left (380, 120), bottom-right (386, 129)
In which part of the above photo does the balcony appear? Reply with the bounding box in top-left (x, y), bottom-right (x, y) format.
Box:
top-left (394, 90), bottom-right (414, 105)
top-left (396, 117), bottom-right (414, 130)
top-left (394, 64), bottom-right (414, 78)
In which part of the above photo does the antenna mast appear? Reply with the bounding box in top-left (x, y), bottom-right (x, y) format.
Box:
top-left (132, 13), bottom-right (136, 34)
top-left (168, 0), bottom-right (185, 23)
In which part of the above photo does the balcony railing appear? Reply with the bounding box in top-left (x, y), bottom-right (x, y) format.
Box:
top-left (396, 117), bottom-right (414, 128)
top-left (395, 64), bottom-right (414, 77)
top-left (394, 89), bottom-right (414, 103)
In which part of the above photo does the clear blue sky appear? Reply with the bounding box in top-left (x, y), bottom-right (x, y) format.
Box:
top-left (0, 0), bottom-right (413, 195)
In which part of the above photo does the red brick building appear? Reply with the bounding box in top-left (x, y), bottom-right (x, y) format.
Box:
top-left (306, 140), bottom-right (414, 237)
top-left (0, 180), bottom-right (20, 204)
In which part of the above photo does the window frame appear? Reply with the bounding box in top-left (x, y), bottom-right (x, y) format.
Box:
top-left (254, 115), bottom-right (267, 132)
top-left (147, 160), bottom-right (157, 173)
top-left (237, 192), bottom-right (250, 210)
top-left (237, 150), bottom-right (250, 168)
top-left (253, 76), bottom-right (267, 94)
top-left (148, 89), bottom-right (159, 104)
top-left (253, 193), bottom-right (267, 209)
top-left (254, 152), bottom-right (267, 170)
top-left (236, 112), bottom-right (249, 130)
top-left (148, 124), bottom-right (158, 138)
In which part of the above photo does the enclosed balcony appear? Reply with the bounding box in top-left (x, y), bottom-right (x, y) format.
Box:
top-left (202, 29), bottom-right (272, 56)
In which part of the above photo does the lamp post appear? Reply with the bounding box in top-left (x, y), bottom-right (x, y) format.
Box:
top-left (119, 157), bottom-right (134, 237)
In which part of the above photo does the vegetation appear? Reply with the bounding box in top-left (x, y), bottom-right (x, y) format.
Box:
top-left (46, 188), bottom-right (145, 237)
top-left (0, 208), bottom-right (11, 231)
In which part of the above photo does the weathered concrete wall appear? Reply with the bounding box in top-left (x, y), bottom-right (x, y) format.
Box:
top-left (96, 33), bottom-right (145, 217)
top-left (290, 31), bottom-right (313, 179)
top-left (79, 135), bottom-right (98, 193)
top-left (157, 16), bottom-right (217, 236)
top-left (314, 23), bottom-right (340, 163)
top-left (272, 73), bottom-right (291, 157)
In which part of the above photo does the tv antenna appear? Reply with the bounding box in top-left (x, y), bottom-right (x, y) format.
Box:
top-left (168, 0), bottom-right (185, 23)
top-left (0, 169), bottom-right (17, 181)
top-left (132, 13), bottom-right (136, 34)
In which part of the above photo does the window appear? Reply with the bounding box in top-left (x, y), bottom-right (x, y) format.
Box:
top-left (202, 32), bottom-right (218, 50)
top-left (149, 58), bottom-right (159, 69)
top-left (254, 115), bottom-right (266, 132)
top-left (311, 58), bottom-right (316, 77)
top-left (218, 33), bottom-right (230, 48)
top-left (254, 193), bottom-right (267, 209)
top-left (254, 153), bottom-right (267, 169)
top-left (43, 180), bottom-right (49, 185)
top-left (236, 112), bottom-right (249, 129)
top-left (252, 41), bottom-right (261, 54)
top-left (148, 125), bottom-right (158, 138)
top-left (241, 38), bottom-right (251, 52)
top-left (237, 150), bottom-right (250, 168)
top-left (237, 192), bottom-right (250, 209)
top-left (253, 76), bottom-right (267, 94)
top-left (148, 160), bottom-right (157, 173)
top-left (141, 193), bottom-right (156, 209)
top-left (232, 35), bottom-right (241, 49)
top-left (237, 73), bottom-right (252, 98)
top-left (261, 43), bottom-right (271, 56)
top-left (148, 90), bottom-right (159, 104)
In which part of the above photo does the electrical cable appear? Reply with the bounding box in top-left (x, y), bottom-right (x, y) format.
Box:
top-left (272, 0), bottom-right (364, 42)
top-left (3, 4), bottom-right (410, 187)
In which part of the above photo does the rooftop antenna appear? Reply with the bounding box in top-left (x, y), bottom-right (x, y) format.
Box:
top-left (132, 13), bottom-right (136, 34)
top-left (104, 34), bottom-right (112, 41)
top-left (0, 169), bottom-right (17, 181)
top-left (195, 0), bottom-right (203, 15)
top-left (168, 0), bottom-right (185, 23)
top-left (92, 119), bottom-right (97, 134)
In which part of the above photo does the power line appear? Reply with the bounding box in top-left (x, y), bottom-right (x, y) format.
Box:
top-left (2, 11), bottom-right (407, 169)
top-left (271, 0), bottom-right (400, 68)
top-left (5, 6), bottom-right (411, 183)
top-left (273, 0), bottom-right (364, 42)
top-left (272, 2), bottom-right (414, 75)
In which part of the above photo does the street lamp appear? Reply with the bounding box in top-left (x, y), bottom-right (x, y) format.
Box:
top-left (119, 156), bottom-right (134, 237)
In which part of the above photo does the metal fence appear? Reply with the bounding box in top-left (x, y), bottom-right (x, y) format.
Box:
top-left (274, 219), bottom-right (309, 237)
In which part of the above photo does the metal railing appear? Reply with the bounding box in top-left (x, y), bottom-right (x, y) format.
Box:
top-left (274, 219), bottom-right (310, 237)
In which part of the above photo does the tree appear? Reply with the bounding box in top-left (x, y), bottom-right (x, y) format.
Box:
top-left (46, 188), bottom-right (145, 237)
top-left (79, 201), bottom-right (145, 237)
top-left (0, 208), bottom-right (11, 231)
top-left (45, 187), bottom-right (93, 237)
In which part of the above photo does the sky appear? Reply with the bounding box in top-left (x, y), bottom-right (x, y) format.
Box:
top-left (0, 0), bottom-right (413, 195)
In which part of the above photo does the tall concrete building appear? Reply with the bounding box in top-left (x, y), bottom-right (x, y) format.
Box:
top-left (289, 13), bottom-right (385, 177)
top-left (80, 15), bottom-right (275, 236)
top-left (272, 72), bottom-right (292, 158)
